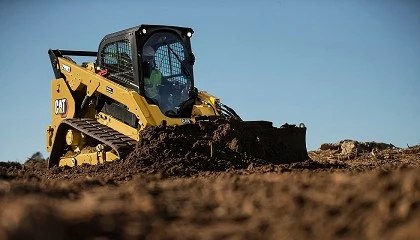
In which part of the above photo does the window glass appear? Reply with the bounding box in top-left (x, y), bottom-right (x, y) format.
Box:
top-left (142, 33), bottom-right (192, 116)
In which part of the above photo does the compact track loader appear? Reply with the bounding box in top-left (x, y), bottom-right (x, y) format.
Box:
top-left (46, 24), bottom-right (308, 168)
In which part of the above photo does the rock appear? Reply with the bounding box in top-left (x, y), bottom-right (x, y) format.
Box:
top-left (320, 143), bottom-right (340, 151)
top-left (247, 163), bottom-right (254, 171)
top-left (360, 142), bottom-right (397, 152)
top-left (341, 140), bottom-right (361, 157)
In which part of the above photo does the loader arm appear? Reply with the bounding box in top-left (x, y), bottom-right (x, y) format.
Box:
top-left (55, 56), bottom-right (160, 127)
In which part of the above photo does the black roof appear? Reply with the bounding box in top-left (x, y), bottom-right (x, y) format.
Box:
top-left (101, 24), bottom-right (194, 41)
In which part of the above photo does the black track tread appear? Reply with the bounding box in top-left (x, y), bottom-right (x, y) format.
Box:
top-left (62, 118), bottom-right (137, 159)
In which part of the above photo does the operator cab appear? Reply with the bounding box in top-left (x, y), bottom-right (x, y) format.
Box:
top-left (97, 25), bottom-right (197, 121)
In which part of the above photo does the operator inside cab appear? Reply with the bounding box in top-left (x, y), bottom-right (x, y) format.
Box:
top-left (141, 32), bottom-right (194, 117)
top-left (142, 45), bottom-right (163, 106)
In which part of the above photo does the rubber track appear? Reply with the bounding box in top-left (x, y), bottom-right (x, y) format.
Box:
top-left (61, 118), bottom-right (137, 159)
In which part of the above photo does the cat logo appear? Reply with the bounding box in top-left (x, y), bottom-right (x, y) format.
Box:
top-left (55, 98), bottom-right (68, 117)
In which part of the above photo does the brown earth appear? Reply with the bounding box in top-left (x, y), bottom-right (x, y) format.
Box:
top-left (1, 120), bottom-right (420, 240)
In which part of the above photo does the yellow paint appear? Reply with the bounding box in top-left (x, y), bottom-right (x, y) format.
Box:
top-left (58, 151), bottom-right (119, 167)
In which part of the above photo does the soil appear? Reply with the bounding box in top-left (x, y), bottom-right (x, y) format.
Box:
top-left (1, 120), bottom-right (419, 240)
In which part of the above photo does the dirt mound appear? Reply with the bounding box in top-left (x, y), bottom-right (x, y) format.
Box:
top-left (0, 159), bottom-right (47, 181)
top-left (310, 143), bottom-right (420, 173)
top-left (0, 119), bottom-right (308, 182)
top-left (123, 118), bottom-right (308, 176)
top-left (319, 139), bottom-right (398, 159)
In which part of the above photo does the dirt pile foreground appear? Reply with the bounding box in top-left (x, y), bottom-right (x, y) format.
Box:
top-left (1, 155), bottom-right (420, 240)
top-left (124, 118), bottom-right (307, 176)
top-left (1, 137), bottom-right (419, 239)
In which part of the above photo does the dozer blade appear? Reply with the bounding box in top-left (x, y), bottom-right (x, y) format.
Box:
top-left (238, 121), bottom-right (308, 164)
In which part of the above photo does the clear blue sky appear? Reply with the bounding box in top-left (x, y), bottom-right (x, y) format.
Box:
top-left (0, 0), bottom-right (419, 162)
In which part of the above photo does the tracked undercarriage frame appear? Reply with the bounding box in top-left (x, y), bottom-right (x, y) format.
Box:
top-left (48, 118), bottom-right (137, 168)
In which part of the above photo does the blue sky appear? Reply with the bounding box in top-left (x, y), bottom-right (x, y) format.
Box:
top-left (0, 0), bottom-right (419, 162)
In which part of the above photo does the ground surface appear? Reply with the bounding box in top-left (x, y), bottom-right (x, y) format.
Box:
top-left (1, 121), bottom-right (419, 240)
